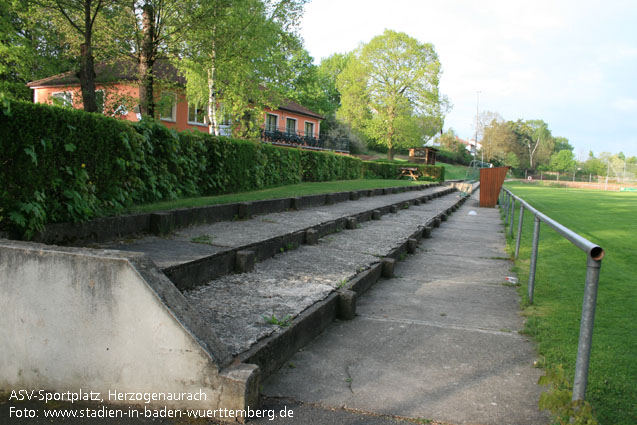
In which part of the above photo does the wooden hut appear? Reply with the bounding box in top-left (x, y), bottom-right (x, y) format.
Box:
top-left (408, 147), bottom-right (437, 165)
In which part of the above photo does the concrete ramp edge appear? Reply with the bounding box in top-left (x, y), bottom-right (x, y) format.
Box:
top-left (0, 240), bottom-right (258, 417)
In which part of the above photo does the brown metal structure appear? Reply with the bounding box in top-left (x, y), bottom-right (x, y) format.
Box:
top-left (480, 166), bottom-right (510, 207)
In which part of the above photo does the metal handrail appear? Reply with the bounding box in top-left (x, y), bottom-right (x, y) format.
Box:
top-left (260, 128), bottom-right (350, 153)
top-left (499, 186), bottom-right (604, 404)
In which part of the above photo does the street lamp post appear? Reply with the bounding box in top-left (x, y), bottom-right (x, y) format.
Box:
top-left (475, 91), bottom-right (481, 160)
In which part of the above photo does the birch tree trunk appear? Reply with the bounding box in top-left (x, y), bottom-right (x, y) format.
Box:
top-left (527, 136), bottom-right (540, 169)
top-left (207, 37), bottom-right (219, 136)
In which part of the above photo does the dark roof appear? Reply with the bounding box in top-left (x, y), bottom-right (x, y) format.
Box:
top-left (27, 60), bottom-right (323, 120)
top-left (278, 99), bottom-right (324, 120)
top-left (27, 59), bottom-right (185, 88)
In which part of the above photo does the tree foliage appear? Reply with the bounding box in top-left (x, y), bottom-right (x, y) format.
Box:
top-left (480, 118), bottom-right (558, 170)
top-left (0, 0), bottom-right (75, 100)
top-left (337, 30), bottom-right (448, 160)
top-left (33, 0), bottom-right (121, 112)
top-left (177, 0), bottom-right (306, 137)
top-left (549, 149), bottom-right (576, 173)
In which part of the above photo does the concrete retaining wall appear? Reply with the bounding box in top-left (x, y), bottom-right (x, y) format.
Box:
top-left (448, 181), bottom-right (480, 194)
top-left (32, 184), bottom-right (436, 246)
top-left (0, 240), bottom-right (258, 416)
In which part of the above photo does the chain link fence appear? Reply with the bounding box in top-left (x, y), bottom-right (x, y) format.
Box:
top-left (524, 160), bottom-right (637, 191)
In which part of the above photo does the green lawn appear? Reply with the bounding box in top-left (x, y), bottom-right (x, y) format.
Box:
top-left (127, 179), bottom-right (427, 214)
top-left (440, 163), bottom-right (468, 180)
top-left (503, 182), bottom-right (636, 425)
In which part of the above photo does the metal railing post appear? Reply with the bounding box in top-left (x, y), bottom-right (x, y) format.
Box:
top-left (572, 256), bottom-right (603, 401)
top-left (508, 198), bottom-right (515, 238)
top-left (528, 215), bottom-right (541, 304)
top-left (502, 187), bottom-right (605, 406)
top-left (505, 192), bottom-right (510, 223)
top-left (515, 204), bottom-right (524, 259)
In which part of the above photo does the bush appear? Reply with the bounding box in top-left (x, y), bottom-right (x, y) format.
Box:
top-left (0, 101), bottom-right (364, 238)
top-left (362, 161), bottom-right (444, 181)
top-left (1, 101), bottom-right (145, 238)
top-left (436, 146), bottom-right (472, 165)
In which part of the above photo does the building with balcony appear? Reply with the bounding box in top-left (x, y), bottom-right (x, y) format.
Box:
top-left (27, 61), bottom-right (346, 152)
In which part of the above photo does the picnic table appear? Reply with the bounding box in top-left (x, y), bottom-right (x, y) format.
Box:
top-left (399, 167), bottom-right (421, 180)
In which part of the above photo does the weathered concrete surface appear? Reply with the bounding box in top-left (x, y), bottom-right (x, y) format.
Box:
top-left (97, 185), bottom-right (451, 269)
top-left (184, 193), bottom-right (463, 356)
top-left (0, 241), bottom-right (258, 416)
top-left (263, 193), bottom-right (549, 425)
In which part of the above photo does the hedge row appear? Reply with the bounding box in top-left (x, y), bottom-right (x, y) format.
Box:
top-left (362, 161), bottom-right (445, 181)
top-left (0, 101), bottom-right (363, 238)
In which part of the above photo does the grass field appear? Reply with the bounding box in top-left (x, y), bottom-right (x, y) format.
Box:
top-left (440, 163), bottom-right (469, 180)
top-left (127, 179), bottom-right (427, 213)
top-left (503, 181), bottom-right (636, 425)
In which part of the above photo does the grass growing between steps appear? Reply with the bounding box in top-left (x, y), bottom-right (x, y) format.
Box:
top-left (127, 179), bottom-right (428, 214)
top-left (502, 181), bottom-right (637, 425)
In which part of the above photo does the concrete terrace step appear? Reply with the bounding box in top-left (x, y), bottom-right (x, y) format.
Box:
top-left (182, 189), bottom-right (471, 378)
top-left (261, 191), bottom-right (549, 425)
top-left (97, 184), bottom-right (457, 289)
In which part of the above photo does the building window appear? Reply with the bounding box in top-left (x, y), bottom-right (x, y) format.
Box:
top-left (305, 122), bottom-right (314, 138)
top-left (51, 91), bottom-right (73, 108)
top-left (188, 103), bottom-right (208, 125)
top-left (266, 114), bottom-right (278, 132)
top-left (160, 93), bottom-right (177, 121)
top-left (286, 118), bottom-right (297, 135)
top-left (219, 103), bottom-right (232, 126)
top-left (95, 90), bottom-right (104, 114)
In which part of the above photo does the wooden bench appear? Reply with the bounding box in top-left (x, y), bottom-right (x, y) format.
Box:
top-left (399, 167), bottom-right (420, 180)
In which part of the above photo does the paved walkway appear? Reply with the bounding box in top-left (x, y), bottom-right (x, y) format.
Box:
top-left (261, 192), bottom-right (549, 425)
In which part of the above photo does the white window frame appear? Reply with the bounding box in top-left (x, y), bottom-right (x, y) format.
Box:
top-left (286, 117), bottom-right (297, 135)
top-left (304, 121), bottom-right (314, 138)
top-left (51, 91), bottom-right (73, 108)
top-left (265, 113), bottom-right (278, 132)
top-left (188, 103), bottom-right (208, 127)
top-left (160, 93), bottom-right (177, 122)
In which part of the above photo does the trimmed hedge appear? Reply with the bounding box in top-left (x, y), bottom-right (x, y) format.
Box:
top-left (363, 161), bottom-right (444, 181)
top-left (0, 101), bottom-right (362, 238)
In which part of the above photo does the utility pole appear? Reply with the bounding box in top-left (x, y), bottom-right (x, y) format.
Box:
top-left (474, 91), bottom-right (481, 160)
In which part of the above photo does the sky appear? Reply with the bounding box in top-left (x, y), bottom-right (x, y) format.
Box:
top-left (299, 0), bottom-right (637, 159)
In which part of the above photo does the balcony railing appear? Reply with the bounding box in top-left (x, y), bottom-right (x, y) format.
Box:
top-left (260, 126), bottom-right (349, 153)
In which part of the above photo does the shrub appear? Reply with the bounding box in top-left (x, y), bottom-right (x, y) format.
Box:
top-left (362, 160), bottom-right (444, 181)
top-left (0, 101), bottom-right (364, 238)
top-left (0, 101), bottom-right (144, 238)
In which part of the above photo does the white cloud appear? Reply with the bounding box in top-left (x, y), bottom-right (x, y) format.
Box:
top-left (299, 0), bottom-right (637, 156)
top-left (611, 98), bottom-right (637, 112)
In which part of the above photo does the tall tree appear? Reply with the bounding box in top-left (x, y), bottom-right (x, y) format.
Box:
top-left (36, 0), bottom-right (119, 112)
top-left (553, 136), bottom-right (573, 153)
top-left (549, 149), bottom-right (576, 173)
top-left (109, 0), bottom-right (187, 117)
top-left (475, 110), bottom-right (503, 141)
top-left (481, 120), bottom-right (519, 164)
top-left (338, 30), bottom-right (448, 160)
top-left (510, 119), bottom-right (554, 170)
top-left (178, 0), bottom-right (306, 136)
